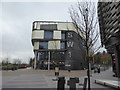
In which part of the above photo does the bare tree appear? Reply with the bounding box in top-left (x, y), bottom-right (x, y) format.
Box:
top-left (2, 57), bottom-right (10, 65)
top-left (29, 58), bottom-right (34, 66)
top-left (13, 58), bottom-right (21, 65)
top-left (69, 2), bottom-right (101, 54)
top-left (69, 2), bottom-right (101, 90)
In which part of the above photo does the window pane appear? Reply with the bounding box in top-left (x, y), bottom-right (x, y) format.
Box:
top-left (40, 24), bottom-right (57, 30)
top-left (33, 22), bottom-right (37, 29)
top-left (39, 52), bottom-right (48, 60)
top-left (51, 51), bottom-right (56, 60)
top-left (39, 42), bottom-right (48, 49)
top-left (61, 41), bottom-right (65, 49)
top-left (44, 31), bottom-right (53, 39)
top-left (59, 52), bottom-right (65, 60)
top-left (51, 51), bottom-right (65, 60)
top-left (61, 32), bottom-right (65, 39)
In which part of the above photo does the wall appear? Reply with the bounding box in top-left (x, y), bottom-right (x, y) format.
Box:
top-left (65, 31), bottom-right (86, 70)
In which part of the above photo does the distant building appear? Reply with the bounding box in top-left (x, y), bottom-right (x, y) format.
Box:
top-left (31, 21), bottom-right (86, 70)
top-left (98, 2), bottom-right (120, 77)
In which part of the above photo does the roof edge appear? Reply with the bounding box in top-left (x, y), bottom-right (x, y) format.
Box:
top-left (33, 20), bottom-right (73, 23)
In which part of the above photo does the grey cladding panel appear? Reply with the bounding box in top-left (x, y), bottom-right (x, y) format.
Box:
top-left (40, 24), bottom-right (57, 30)
top-left (65, 31), bottom-right (86, 70)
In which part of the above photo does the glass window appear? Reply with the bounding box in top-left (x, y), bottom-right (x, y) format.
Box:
top-left (61, 32), bottom-right (65, 39)
top-left (51, 51), bottom-right (65, 61)
top-left (44, 31), bottom-right (53, 39)
top-left (51, 51), bottom-right (56, 60)
top-left (58, 52), bottom-right (65, 60)
top-left (40, 24), bottom-right (57, 30)
top-left (39, 42), bottom-right (48, 49)
top-left (33, 22), bottom-right (37, 29)
top-left (39, 52), bottom-right (48, 60)
top-left (61, 41), bottom-right (65, 49)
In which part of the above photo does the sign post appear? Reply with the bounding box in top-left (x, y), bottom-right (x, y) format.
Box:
top-left (86, 56), bottom-right (94, 64)
top-left (86, 56), bottom-right (94, 77)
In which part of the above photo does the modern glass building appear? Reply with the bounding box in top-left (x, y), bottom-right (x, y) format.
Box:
top-left (98, 2), bottom-right (120, 77)
top-left (31, 21), bottom-right (86, 70)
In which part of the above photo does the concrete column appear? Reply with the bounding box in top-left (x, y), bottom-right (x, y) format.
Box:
top-left (34, 51), bottom-right (37, 70)
top-left (48, 51), bottom-right (50, 70)
top-left (37, 52), bottom-right (40, 69)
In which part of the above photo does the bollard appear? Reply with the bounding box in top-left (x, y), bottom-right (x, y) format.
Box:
top-left (98, 67), bottom-right (100, 73)
top-left (67, 77), bottom-right (79, 90)
top-left (83, 78), bottom-right (87, 90)
top-left (57, 77), bottom-right (65, 90)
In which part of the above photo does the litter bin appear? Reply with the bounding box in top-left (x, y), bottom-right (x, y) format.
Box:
top-left (57, 77), bottom-right (65, 90)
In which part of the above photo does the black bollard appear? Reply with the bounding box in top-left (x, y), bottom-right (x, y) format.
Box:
top-left (83, 78), bottom-right (87, 90)
top-left (57, 77), bottom-right (65, 90)
top-left (98, 67), bottom-right (100, 73)
top-left (67, 77), bottom-right (79, 90)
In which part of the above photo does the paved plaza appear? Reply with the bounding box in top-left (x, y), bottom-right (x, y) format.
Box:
top-left (1, 67), bottom-right (118, 90)
top-left (2, 69), bottom-right (86, 88)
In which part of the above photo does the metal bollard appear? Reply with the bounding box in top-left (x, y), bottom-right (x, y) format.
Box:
top-left (57, 77), bottom-right (65, 90)
top-left (83, 78), bottom-right (87, 90)
top-left (67, 77), bottom-right (79, 90)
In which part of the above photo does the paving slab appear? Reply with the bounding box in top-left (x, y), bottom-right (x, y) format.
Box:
top-left (2, 67), bottom-right (118, 89)
top-left (2, 74), bottom-right (49, 88)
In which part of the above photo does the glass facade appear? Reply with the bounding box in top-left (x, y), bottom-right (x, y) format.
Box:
top-left (39, 42), bottom-right (48, 49)
top-left (44, 31), bottom-right (53, 39)
top-left (39, 51), bottom-right (65, 61)
top-left (51, 51), bottom-right (65, 61)
top-left (39, 52), bottom-right (48, 60)
top-left (61, 41), bottom-right (65, 49)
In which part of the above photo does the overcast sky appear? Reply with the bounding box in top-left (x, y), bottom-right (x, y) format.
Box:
top-left (1, 0), bottom-right (105, 63)
top-left (1, 2), bottom-right (78, 63)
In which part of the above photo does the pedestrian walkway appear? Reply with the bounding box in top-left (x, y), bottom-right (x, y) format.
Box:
top-left (91, 67), bottom-right (119, 89)
top-left (2, 74), bottom-right (49, 88)
top-left (2, 67), bottom-right (118, 89)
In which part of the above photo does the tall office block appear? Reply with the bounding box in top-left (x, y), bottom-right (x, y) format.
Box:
top-left (98, 2), bottom-right (120, 77)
